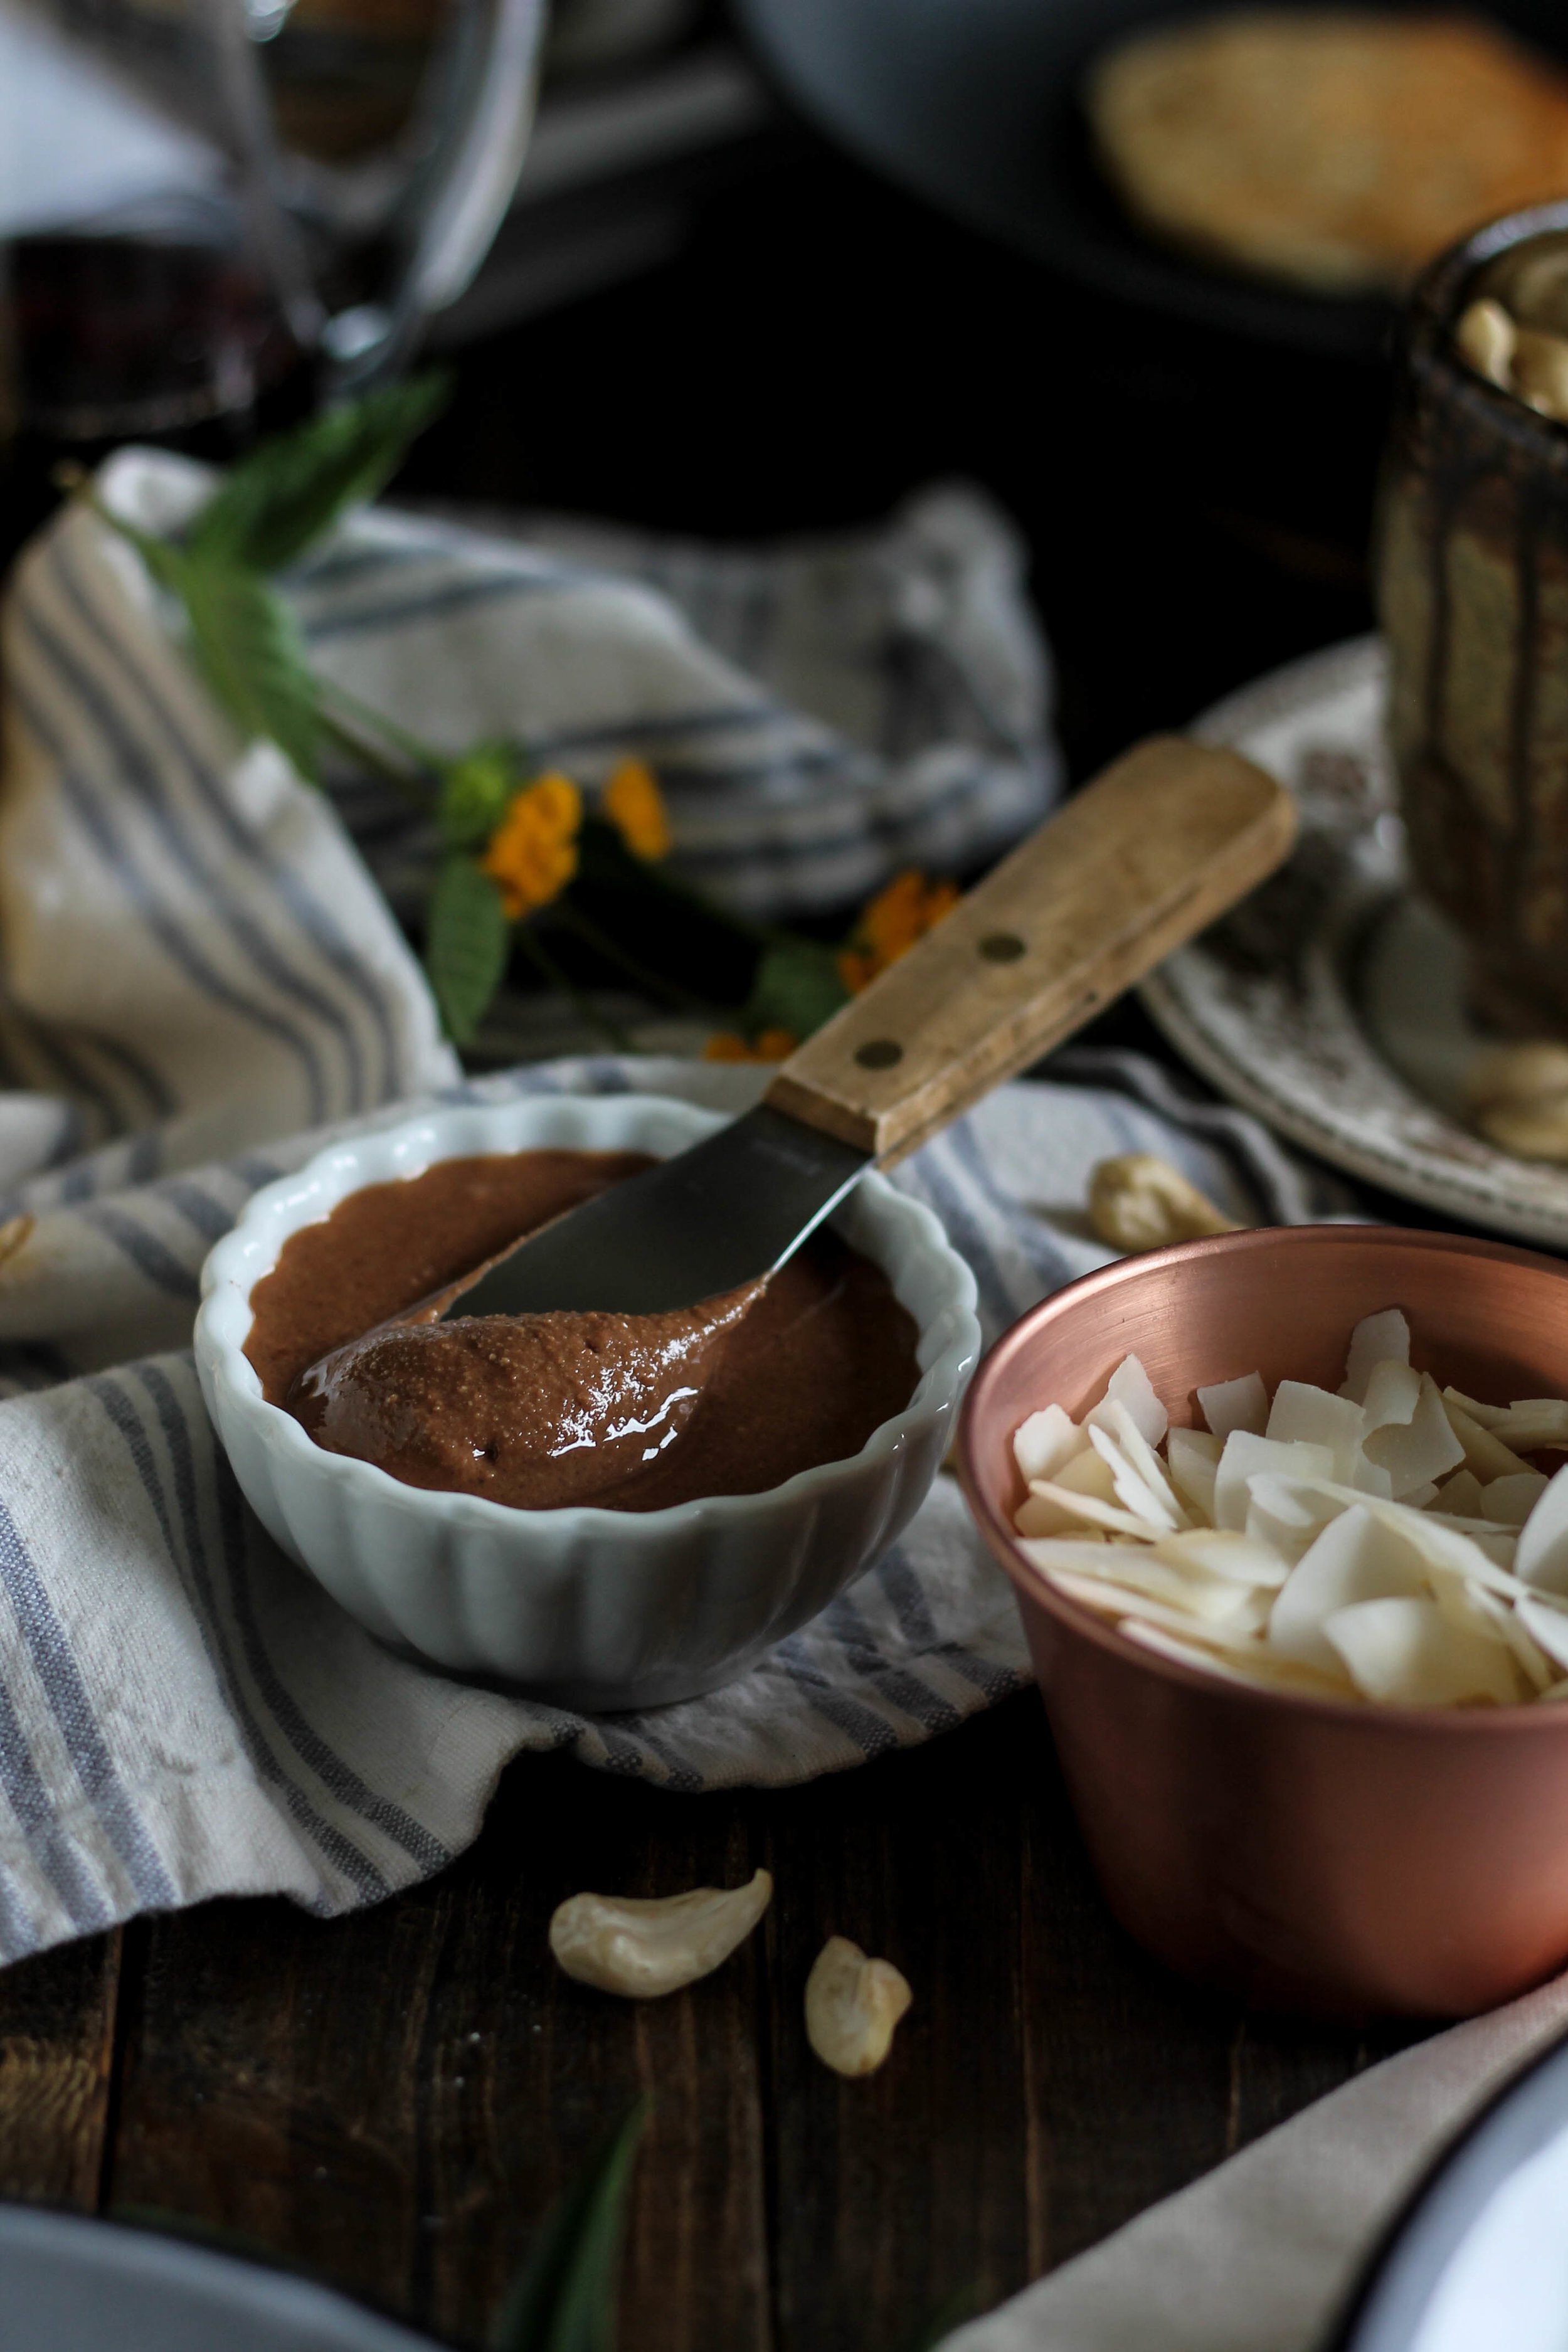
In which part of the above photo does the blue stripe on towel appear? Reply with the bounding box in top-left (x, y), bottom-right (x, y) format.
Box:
top-left (55, 550), bottom-right (402, 1108)
top-left (87, 1370), bottom-right (388, 1900)
top-left (137, 1362), bottom-right (451, 1878)
top-left (0, 1495), bottom-right (177, 1911)
top-left (10, 669), bottom-right (334, 1125)
top-left (80, 1205), bottom-right (199, 1298)
top-left (28, 580), bottom-right (369, 1114)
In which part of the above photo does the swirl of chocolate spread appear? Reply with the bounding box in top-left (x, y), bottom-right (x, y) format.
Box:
top-left (243, 1149), bottom-right (919, 1513)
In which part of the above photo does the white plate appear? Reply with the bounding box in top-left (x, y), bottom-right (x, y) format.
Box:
top-left (0, 2205), bottom-right (435, 2350)
top-left (1140, 635), bottom-right (1568, 1249)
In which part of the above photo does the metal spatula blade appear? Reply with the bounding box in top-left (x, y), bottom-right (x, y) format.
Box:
top-left (444, 1105), bottom-right (868, 1318)
top-left (438, 734), bottom-right (1298, 1322)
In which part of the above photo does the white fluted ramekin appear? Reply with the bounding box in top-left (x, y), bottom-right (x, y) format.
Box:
top-left (195, 1094), bottom-right (980, 1709)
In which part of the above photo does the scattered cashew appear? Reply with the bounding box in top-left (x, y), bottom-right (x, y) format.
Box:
top-left (1456, 297), bottom-right (1515, 389)
top-left (1087, 1153), bottom-right (1240, 1253)
top-left (1463, 1042), bottom-right (1568, 1163)
top-left (549, 1868), bottom-right (771, 1998)
top-left (804, 1936), bottom-right (912, 2077)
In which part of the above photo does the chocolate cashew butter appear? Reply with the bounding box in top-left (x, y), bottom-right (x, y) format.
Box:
top-left (243, 1149), bottom-right (919, 1513)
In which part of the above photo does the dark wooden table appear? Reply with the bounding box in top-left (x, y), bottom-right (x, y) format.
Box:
top-left (0, 1683), bottom-right (1427, 2351)
top-left (0, 100), bottom-right (1428, 2352)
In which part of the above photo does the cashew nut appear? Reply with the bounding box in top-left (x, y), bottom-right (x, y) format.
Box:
top-left (1463, 1042), bottom-right (1568, 1163)
top-left (1512, 326), bottom-right (1568, 421)
top-left (804, 1936), bottom-right (912, 2077)
top-left (549, 1867), bottom-right (771, 1998)
top-left (1088, 1153), bottom-right (1240, 1253)
top-left (1455, 297), bottom-right (1516, 389)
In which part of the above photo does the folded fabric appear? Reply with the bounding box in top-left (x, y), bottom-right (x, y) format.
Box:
top-left (953, 1967), bottom-right (1568, 2352)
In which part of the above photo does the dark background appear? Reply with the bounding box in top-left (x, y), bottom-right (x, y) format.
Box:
top-left (396, 107), bottom-right (1381, 784)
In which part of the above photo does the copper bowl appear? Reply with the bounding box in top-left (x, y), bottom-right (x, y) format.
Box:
top-left (956, 1224), bottom-right (1568, 2020)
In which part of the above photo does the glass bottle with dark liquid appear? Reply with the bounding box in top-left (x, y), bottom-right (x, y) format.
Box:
top-left (0, 230), bottom-right (312, 558)
top-left (0, 0), bottom-right (536, 562)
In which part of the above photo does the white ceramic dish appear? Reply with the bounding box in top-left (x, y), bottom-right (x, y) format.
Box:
top-left (195, 1093), bottom-right (980, 1710)
top-left (1140, 635), bottom-right (1568, 1249)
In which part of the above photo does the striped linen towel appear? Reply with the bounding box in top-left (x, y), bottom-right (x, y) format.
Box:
top-left (0, 464), bottom-right (1340, 1965)
top-left (97, 447), bottom-right (1062, 930)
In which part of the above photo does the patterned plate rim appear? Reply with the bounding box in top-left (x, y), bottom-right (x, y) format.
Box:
top-left (1138, 635), bottom-right (1568, 1249)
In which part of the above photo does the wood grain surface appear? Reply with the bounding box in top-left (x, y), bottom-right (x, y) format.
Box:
top-left (0, 1692), bottom-right (1427, 2352)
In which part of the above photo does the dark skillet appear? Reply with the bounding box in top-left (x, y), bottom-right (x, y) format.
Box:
top-left (733, 0), bottom-right (1568, 361)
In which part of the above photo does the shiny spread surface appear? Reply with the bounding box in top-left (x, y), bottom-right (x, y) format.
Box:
top-left (244, 1148), bottom-right (920, 1513)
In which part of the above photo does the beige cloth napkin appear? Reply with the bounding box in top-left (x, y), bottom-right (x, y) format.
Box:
top-left (953, 1972), bottom-right (1568, 2350)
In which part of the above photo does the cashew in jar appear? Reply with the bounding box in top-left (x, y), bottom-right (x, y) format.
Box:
top-left (804, 1936), bottom-right (912, 2077)
top-left (1454, 297), bottom-right (1516, 389)
top-left (549, 1867), bottom-right (771, 1997)
top-left (1510, 326), bottom-right (1568, 420)
top-left (1087, 1153), bottom-right (1240, 1253)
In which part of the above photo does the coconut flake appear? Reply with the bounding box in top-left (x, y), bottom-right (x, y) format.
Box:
top-left (1045, 1573), bottom-right (1273, 1653)
top-left (1153, 1527), bottom-right (1290, 1586)
top-left (1022, 1539), bottom-right (1252, 1621)
top-left (1023, 1478), bottom-right (1160, 1541)
top-left (1214, 1433), bottom-right (1335, 1530)
top-left (1324, 1597), bottom-right (1519, 1705)
top-left (1456, 1579), bottom-right (1557, 1693)
top-left (1085, 1355), bottom-right (1167, 1449)
top-left (1481, 1472), bottom-right (1550, 1528)
top-left (1266, 1380), bottom-right (1366, 1482)
top-left (1121, 1618), bottom-right (1355, 1695)
top-left (1515, 1464), bottom-right (1568, 1594)
top-left (1087, 1424), bottom-right (1183, 1534)
top-left (1492, 1399), bottom-right (1568, 1453)
top-left (1167, 1428), bottom-right (1221, 1519)
top-left (1362, 1374), bottom-right (1466, 1498)
top-left (1444, 1400), bottom-right (1533, 1483)
top-left (1517, 1591), bottom-right (1568, 1673)
top-left (1197, 1372), bottom-right (1267, 1440)
top-left (1244, 1471), bottom-right (1346, 1566)
top-left (1362, 1359), bottom-right (1421, 1433)
top-left (1443, 1387), bottom-right (1510, 1431)
top-left (1342, 1309), bottom-right (1411, 1405)
top-left (1014, 1404), bottom-right (1083, 1485)
top-left (1103, 1401), bottom-right (1192, 1525)
top-left (1268, 1505), bottom-right (1426, 1673)
top-left (1432, 1469), bottom-right (1486, 1518)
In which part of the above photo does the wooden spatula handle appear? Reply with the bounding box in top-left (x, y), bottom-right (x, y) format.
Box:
top-left (764, 734), bottom-right (1295, 1166)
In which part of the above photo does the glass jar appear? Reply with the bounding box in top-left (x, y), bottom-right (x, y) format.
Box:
top-left (1378, 198), bottom-right (1568, 1031)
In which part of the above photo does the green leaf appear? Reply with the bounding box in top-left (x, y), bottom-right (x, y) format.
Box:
top-left (741, 938), bottom-right (849, 1042)
top-left (175, 554), bottom-right (320, 783)
top-left (489, 2099), bottom-right (650, 2352)
top-left (425, 854), bottom-right (510, 1047)
top-left (189, 372), bottom-right (450, 573)
top-left (440, 744), bottom-right (521, 849)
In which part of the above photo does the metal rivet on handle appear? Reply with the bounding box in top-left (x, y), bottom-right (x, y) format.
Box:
top-left (855, 1039), bottom-right (903, 1070)
top-left (979, 933), bottom-right (1026, 963)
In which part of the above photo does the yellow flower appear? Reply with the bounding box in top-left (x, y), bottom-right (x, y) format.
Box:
top-left (837, 870), bottom-right (960, 994)
top-left (601, 757), bottom-right (672, 861)
top-left (482, 772), bottom-right (582, 917)
top-left (703, 1027), bottom-right (798, 1063)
